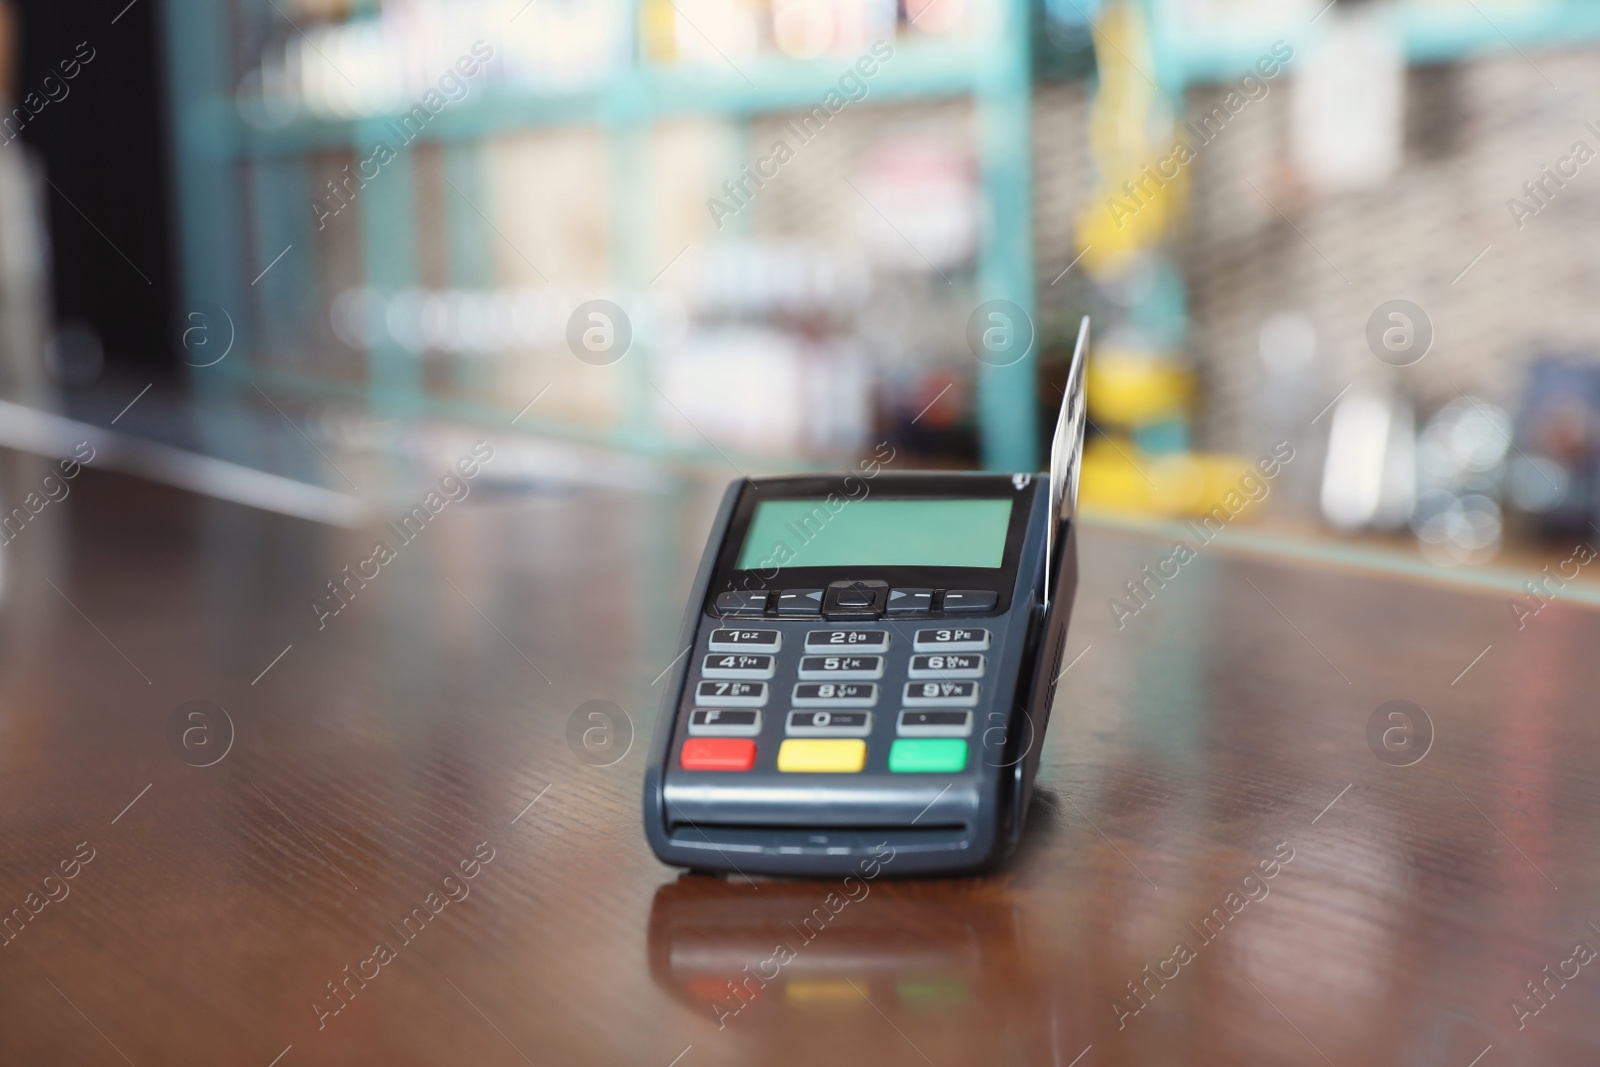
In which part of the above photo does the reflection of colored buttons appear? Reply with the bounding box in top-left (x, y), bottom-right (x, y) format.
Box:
top-left (688, 977), bottom-right (733, 1002)
top-left (777, 738), bottom-right (867, 773)
top-left (787, 979), bottom-right (860, 1004)
top-left (889, 738), bottom-right (967, 773)
top-left (897, 978), bottom-right (970, 1006)
top-left (681, 738), bottom-right (757, 771)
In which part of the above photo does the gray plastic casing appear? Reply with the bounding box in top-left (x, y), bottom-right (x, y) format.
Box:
top-left (641, 474), bottom-right (1077, 877)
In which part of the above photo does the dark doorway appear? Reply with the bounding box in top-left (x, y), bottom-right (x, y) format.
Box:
top-left (14, 0), bottom-right (177, 384)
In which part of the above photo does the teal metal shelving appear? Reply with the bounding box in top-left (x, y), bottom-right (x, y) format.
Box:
top-left (1143, 0), bottom-right (1600, 90)
top-left (234, 39), bottom-right (995, 157)
top-left (161, 0), bottom-right (1044, 473)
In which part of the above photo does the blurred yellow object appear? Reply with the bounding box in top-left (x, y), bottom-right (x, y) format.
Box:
top-left (1086, 347), bottom-right (1193, 427)
top-left (1076, 174), bottom-right (1180, 271)
top-left (1080, 439), bottom-right (1264, 519)
top-left (639, 0), bottom-right (678, 64)
top-left (1074, 0), bottom-right (1186, 277)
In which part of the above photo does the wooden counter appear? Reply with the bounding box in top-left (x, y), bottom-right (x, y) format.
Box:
top-left (0, 451), bottom-right (1595, 1065)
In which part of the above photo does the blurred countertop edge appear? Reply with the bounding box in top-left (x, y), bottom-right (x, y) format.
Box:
top-left (1081, 507), bottom-right (1600, 612)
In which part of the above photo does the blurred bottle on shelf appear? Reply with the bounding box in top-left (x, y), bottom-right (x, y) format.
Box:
top-left (1410, 397), bottom-right (1508, 567)
top-left (641, 0), bottom-right (938, 68)
top-left (772, 0), bottom-right (897, 58)
top-left (1319, 387), bottom-right (1415, 535)
top-left (1318, 388), bottom-right (1515, 567)
top-left (657, 240), bottom-right (873, 456)
top-left (1507, 357), bottom-right (1600, 539)
top-left (856, 132), bottom-right (976, 272)
top-left (1311, 359), bottom-right (1600, 564)
top-left (640, 0), bottom-right (761, 67)
top-left (239, 0), bottom-right (635, 123)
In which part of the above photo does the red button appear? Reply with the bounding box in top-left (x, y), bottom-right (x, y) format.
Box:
top-left (681, 738), bottom-right (756, 771)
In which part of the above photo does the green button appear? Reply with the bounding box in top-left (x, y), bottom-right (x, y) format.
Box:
top-left (889, 738), bottom-right (967, 773)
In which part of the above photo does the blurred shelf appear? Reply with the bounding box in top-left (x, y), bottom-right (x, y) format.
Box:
top-left (163, 0), bottom-right (1043, 472)
top-left (1148, 0), bottom-right (1600, 86)
top-left (1392, 1), bottom-right (1600, 64)
top-left (238, 360), bottom-right (817, 476)
top-left (216, 40), bottom-right (998, 159)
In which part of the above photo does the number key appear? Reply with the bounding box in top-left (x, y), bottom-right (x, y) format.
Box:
top-left (907, 653), bottom-right (984, 679)
top-left (701, 653), bottom-right (776, 680)
top-left (792, 682), bottom-right (878, 707)
top-left (805, 630), bottom-right (890, 652)
top-left (901, 680), bottom-right (979, 707)
top-left (694, 680), bottom-right (768, 707)
top-left (797, 655), bottom-right (884, 680)
top-left (786, 710), bottom-right (873, 737)
top-left (912, 627), bottom-right (989, 652)
top-left (708, 628), bottom-right (781, 653)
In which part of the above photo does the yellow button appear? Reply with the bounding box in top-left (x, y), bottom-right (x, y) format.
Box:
top-left (777, 738), bottom-right (867, 773)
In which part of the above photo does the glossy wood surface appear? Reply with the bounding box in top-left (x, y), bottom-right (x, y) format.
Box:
top-left (2, 448), bottom-right (1597, 1066)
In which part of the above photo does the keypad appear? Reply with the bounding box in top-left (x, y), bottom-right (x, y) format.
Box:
top-left (708, 628), bottom-right (781, 653)
top-left (907, 653), bottom-right (984, 679)
top-left (694, 680), bottom-right (768, 706)
top-left (701, 653), bottom-right (775, 679)
top-left (787, 710), bottom-right (872, 737)
top-left (797, 654), bottom-right (884, 680)
top-left (913, 627), bottom-right (990, 652)
top-left (805, 630), bottom-right (891, 651)
top-left (688, 709), bottom-right (762, 736)
top-left (792, 682), bottom-right (877, 707)
top-left (682, 616), bottom-right (1003, 774)
top-left (902, 680), bottom-right (979, 707)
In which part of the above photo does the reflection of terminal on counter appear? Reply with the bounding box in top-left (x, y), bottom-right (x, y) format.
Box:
top-left (647, 873), bottom-right (1066, 1060)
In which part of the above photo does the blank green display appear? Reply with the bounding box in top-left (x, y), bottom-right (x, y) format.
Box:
top-left (736, 498), bottom-right (1012, 571)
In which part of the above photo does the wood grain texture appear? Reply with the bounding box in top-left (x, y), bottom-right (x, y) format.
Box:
top-left (1, 452), bottom-right (1596, 1066)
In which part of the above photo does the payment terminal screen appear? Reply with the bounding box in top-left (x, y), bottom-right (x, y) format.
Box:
top-left (735, 498), bottom-right (1012, 571)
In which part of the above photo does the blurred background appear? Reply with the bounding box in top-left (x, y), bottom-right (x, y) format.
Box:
top-left (5, 0), bottom-right (1600, 576)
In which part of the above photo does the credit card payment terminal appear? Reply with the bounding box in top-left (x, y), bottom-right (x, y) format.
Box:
top-left (643, 319), bottom-right (1090, 877)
